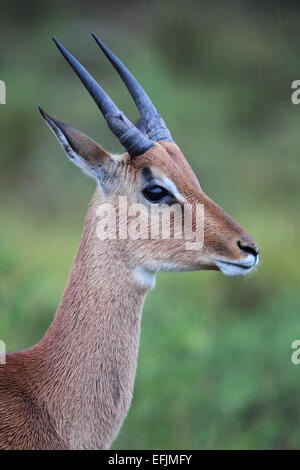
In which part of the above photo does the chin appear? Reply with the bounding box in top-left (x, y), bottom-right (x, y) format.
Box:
top-left (214, 255), bottom-right (259, 277)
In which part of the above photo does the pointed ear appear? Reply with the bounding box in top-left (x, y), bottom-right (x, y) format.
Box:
top-left (38, 107), bottom-right (115, 181)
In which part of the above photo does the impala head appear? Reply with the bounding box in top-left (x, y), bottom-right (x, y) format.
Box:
top-left (39, 34), bottom-right (259, 282)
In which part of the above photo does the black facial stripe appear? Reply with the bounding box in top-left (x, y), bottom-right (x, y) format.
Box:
top-left (142, 167), bottom-right (154, 184)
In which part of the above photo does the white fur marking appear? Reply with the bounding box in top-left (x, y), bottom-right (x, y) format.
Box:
top-left (162, 177), bottom-right (186, 203)
top-left (215, 254), bottom-right (258, 277)
top-left (133, 266), bottom-right (156, 289)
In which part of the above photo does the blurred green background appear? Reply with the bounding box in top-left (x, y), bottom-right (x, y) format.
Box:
top-left (0, 0), bottom-right (300, 449)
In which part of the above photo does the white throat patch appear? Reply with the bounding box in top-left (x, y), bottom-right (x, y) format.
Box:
top-left (133, 266), bottom-right (156, 290)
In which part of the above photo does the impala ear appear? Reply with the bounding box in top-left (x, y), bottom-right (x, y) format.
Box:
top-left (38, 107), bottom-right (115, 182)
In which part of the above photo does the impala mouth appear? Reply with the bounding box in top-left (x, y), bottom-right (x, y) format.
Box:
top-left (214, 255), bottom-right (259, 277)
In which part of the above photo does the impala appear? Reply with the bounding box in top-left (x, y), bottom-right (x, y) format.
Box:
top-left (0, 34), bottom-right (259, 450)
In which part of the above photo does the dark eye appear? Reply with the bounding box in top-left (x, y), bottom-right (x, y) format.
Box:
top-left (142, 185), bottom-right (171, 203)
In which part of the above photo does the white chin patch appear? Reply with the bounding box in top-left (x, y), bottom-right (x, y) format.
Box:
top-left (215, 255), bottom-right (259, 277)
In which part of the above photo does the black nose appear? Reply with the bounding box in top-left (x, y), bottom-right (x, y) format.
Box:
top-left (238, 240), bottom-right (259, 257)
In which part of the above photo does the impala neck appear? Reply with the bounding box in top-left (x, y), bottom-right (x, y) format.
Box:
top-left (33, 189), bottom-right (150, 449)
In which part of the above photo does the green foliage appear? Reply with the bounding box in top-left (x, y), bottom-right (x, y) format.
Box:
top-left (0, 0), bottom-right (300, 449)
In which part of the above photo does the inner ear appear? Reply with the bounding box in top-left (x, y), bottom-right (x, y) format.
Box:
top-left (62, 124), bottom-right (111, 166)
top-left (39, 107), bottom-right (111, 168)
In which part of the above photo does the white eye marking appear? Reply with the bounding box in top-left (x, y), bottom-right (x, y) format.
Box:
top-left (162, 177), bottom-right (186, 203)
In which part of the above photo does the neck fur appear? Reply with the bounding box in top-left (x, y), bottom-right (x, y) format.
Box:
top-left (31, 189), bottom-right (150, 449)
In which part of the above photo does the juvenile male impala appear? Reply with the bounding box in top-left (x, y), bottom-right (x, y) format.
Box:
top-left (0, 34), bottom-right (259, 450)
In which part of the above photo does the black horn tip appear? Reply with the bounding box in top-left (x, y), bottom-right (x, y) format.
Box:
top-left (52, 37), bottom-right (66, 55)
top-left (91, 32), bottom-right (99, 42)
top-left (91, 33), bottom-right (106, 53)
top-left (37, 105), bottom-right (47, 118)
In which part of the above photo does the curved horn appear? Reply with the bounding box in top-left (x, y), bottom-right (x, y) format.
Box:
top-left (52, 37), bottom-right (153, 158)
top-left (91, 33), bottom-right (173, 143)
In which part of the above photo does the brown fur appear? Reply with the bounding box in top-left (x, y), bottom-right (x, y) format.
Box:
top-left (0, 193), bottom-right (147, 449)
top-left (0, 125), bottom-right (259, 449)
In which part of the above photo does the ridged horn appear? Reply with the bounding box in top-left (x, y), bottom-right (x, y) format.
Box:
top-left (52, 37), bottom-right (153, 158)
top-left (91, 33), bottom-right (173, 143)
